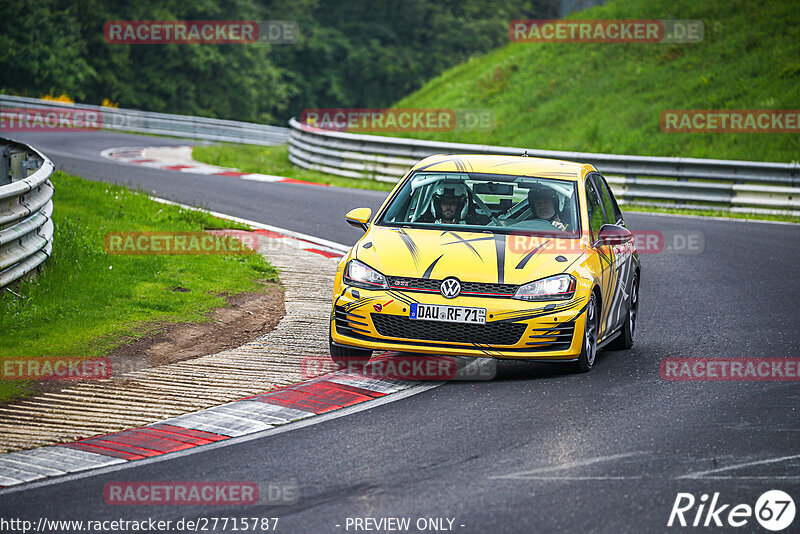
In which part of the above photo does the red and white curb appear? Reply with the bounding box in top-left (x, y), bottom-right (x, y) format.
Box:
top-left (102, 147), bottom-right (346, 258)
top-left (211, 228), bottom-right (344, 259)
top-left (0, 356), bottom-right (489, 489)
top-left (100, 146), bottom-right (324, 186)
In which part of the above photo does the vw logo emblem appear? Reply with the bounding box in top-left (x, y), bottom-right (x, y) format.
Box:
top-left (440, 277), bottom-right (461, 299)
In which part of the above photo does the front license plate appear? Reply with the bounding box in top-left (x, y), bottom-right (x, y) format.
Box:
top-left (409, 303), bottom-right (486, 324)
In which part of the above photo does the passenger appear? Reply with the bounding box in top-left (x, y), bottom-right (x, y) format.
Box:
top-left (528, 185), bottom-right (568, 230)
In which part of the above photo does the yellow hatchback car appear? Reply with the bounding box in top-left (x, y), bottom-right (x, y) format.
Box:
top-left (330, 154), bottom-right (640, 372)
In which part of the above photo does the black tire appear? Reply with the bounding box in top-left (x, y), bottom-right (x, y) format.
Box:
top-left (606, 274), bottom-right (638, 351)
top-left (329, 336), bottom-right (372, 368)
top-left (569, 292), bottom-right (599, 373)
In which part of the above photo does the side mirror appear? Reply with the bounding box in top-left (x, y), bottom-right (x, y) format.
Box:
top-left (595, 224), bottom-right (632, 247)
top-left (345, 208), bottom-right (372, 231)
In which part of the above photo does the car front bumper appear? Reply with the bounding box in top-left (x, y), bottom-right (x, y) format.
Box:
top-left (330, 286), bottom-right (590, 360)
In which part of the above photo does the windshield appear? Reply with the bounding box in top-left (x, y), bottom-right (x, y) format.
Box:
top-left (376, 171), bottom-right (581, 236)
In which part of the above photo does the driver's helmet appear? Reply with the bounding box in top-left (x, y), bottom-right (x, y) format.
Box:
top-left (527, 184), bottom-right (560, 219)
top-left (431, 182), bottom-right (469, 221)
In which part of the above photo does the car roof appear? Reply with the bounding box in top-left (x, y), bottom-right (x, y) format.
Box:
top-left (409, 154), bottom-right (595, 182)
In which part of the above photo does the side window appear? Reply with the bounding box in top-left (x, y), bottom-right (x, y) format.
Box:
top-left (585, 178), bottom-right (605, 241)
top-left (595, 174), bottom-right (624, 225)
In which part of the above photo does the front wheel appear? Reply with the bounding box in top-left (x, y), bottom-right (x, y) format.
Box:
top-left (607, 274), bottom-right (638, 351)
top-left (569, 293), bottom-right (598, 373)
top-left (329, 336), bottom-right (372, 368)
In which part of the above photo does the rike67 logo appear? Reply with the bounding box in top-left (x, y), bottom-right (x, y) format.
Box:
top-left (668, 490), bottom-right (795, 531)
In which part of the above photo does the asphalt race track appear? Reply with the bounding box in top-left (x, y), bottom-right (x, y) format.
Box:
top-left (2, 131), bottom-right (799, 532)
top-left (7, 131), bottom-right (381, 245)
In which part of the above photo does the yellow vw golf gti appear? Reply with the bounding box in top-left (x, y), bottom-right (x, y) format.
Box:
top-left (330, 154), bottom-right (640, 372)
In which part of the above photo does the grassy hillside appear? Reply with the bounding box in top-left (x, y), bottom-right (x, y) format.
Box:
top-left (389, 0), bottom-right (800, 162)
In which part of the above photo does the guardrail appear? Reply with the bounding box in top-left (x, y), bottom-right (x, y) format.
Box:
top-left (0, 138), bottom-right (55, 288)
top-left (0, 95), bottom-right (289, 146)
top-left (288, 118), bottom-right (800, 216)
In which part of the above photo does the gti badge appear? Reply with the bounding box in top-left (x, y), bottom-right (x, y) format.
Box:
top-left (440, 277), bottom-right (461, 299)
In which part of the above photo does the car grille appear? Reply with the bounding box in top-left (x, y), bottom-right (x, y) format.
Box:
top-left (371, 314), bottom-right (526, 346)
top-left (387, 276), bottom-right (518, 298)
top-left (525, 322), bottom-right (576, 351)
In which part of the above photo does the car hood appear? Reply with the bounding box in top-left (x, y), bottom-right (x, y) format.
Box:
top-left (355, 226), bottom-right (587, 285)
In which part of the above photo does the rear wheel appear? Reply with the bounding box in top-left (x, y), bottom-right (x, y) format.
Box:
top-left (607, 274), bottom-right (638, 351)
top-left (569, 293), bottom-right (598, 373)
top-left (329, 336), bottom-right (372, 368)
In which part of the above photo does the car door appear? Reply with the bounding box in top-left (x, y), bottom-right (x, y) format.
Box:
top-left (592, 173), bottom-right (636, 337)
top-left (584, 175), bottom-right (615, 340)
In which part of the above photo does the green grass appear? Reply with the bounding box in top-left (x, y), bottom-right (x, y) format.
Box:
top-left (0, 172), bottom-right (279, 403)
top-left (385, 0), bottom-right (800, 163)
top-left (192, 144), bottom-right (395, 191)
top-left (623, 205), bottom-right (800, 224)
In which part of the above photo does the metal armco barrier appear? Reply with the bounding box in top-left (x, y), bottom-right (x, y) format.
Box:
top-left (0, 95), bottom-right (289, 146)
top-left (287, 118), bottom-right (800, 216)
top-left (2, 96), bottom-right (796, 215)
top-left (0, 139), bottom-right (55, 288)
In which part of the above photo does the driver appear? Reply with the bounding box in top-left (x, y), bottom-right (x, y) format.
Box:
top-left (420, 183), bottom-right (470, 224)
top-left (528, 185), bottom-right (568, 231)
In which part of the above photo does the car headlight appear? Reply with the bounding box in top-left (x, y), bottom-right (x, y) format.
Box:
top-left (513, 274), bottom-right (576, 301)
top-left (343, 259), bottom-right (389, 290)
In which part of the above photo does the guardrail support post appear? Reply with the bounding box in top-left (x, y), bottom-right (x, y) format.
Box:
top-left (9, 149), bottom-right (23, 182)
top-left (0, 146), bottom-right (8, 185)
top-left (22, 155), bottom-right (39, 177)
